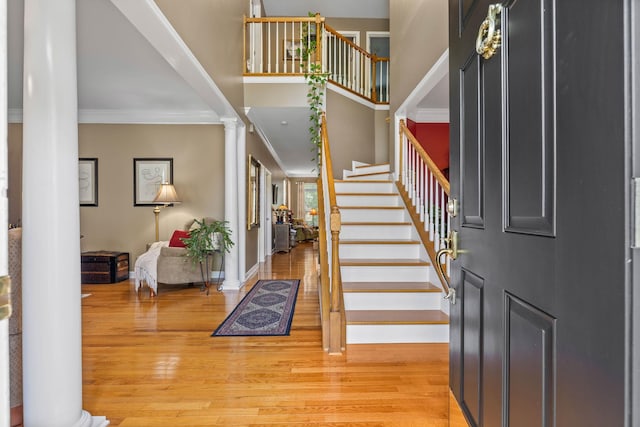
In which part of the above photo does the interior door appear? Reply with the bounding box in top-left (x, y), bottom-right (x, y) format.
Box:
top-left (448, 1), bottom-right (631, 426)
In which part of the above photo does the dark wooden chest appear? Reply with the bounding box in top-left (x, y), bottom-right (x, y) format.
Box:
top-left (81, 251), bottom-right (129, 284)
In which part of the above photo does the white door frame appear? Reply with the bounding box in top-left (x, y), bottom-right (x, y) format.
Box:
top-left (258, 165), bottom-right (271, 262)
top-left (0, 0), bottom-right (10, 424)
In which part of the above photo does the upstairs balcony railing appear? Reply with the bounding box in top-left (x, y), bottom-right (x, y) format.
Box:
top-left (243, 15), bottom-right (389, 104)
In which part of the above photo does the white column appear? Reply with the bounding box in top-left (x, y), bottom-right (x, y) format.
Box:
top-left (221, 118), bottom-right (241, 290)
top-left (237, 125), bottom-right (246, 282)
top-left (21, 1), bottom-right (107, 426)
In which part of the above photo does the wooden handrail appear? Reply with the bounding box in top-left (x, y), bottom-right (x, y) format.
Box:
top-left (322, 115), bottom-right (337, 207)
top-left (244, 16), bottom-right (323, 24)
top-left (399, 119), bottom-right (450, 195)
top-left (316, 175), bottom-right (331, 351)
top-left (324, 23), bottom-right (372, 58)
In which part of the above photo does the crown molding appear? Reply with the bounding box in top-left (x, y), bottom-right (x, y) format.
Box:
top-left (9, 108), bottom-right (220, 124)
top-left (409, 108), bottom-right (449, 123)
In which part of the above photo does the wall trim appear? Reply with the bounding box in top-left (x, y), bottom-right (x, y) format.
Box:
top-left (409, 108), bottom-right (449, 123)
top-left (9, 108), bottom-right (220, 124)
top-left (244, 262), bottom-right (260, 283)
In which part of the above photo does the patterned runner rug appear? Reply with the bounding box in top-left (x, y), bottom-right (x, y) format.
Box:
top-left (212, 279), bottom-right (300, 336)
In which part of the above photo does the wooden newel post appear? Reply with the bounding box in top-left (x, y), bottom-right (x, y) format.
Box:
top-left (329, 205), bottom-right (342, 354)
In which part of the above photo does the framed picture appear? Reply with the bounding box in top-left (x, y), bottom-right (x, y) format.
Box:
top-left (134, 158), bottom-right (173, 206)
top-left (247, 155), bottom-right (260, 229)
top-left (284, 39), bottom-right (301, 60)
top-left (79, 158), bottom-right (98, 206)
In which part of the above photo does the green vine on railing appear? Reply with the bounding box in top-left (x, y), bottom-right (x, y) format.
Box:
top-left (300, 13), bottom-right (328, 171)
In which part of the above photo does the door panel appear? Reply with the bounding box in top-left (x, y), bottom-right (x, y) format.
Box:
top-left (460, 53), bottom-right (484, 228)
top-left (504, 293), bottom-right (555, 427)
top-left (449, 0), bottom-right (630, 425)
top-left (461, 269), bottom-right (484, 426)
top-left (503, 0), bottom-right (555, 236)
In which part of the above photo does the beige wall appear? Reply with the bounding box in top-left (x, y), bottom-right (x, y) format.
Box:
top-left (155, 0), bottom-right (246, 115)
top-left (8, 123), bottom-right (227, 266)
top-left (326, 90), bottom-right (376, 177)
top-left (77, 124), bottom-right (226, 265)
top-left (389, 0), bottom-right (448, 164)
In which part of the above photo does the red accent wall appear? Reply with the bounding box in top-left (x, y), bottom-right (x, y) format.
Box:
top-left (407, 119), bottom-right (450, 175)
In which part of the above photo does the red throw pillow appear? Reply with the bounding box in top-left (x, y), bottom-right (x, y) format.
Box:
top-left (169, 230), bottom-right (190, 248)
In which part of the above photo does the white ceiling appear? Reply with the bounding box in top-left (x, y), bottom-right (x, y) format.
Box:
top-left (262, 0), bottom-right (389, 19)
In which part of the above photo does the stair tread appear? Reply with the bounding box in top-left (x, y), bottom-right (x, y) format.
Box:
top-left (339, 206), bottom-right (404, 210)
top-left (340, 258), bottom-right (430, 266)
top-left (342, 221), bottom-right (411, 226)
top-left (346, 171), bottom-right (391, 178)
top-left (336, 193), bottom-right (398, 196)
top-left (346, 309), bottom-right (449, 325)
top-left (340, 239), bottom-right (420, 244)
top-left (354, 162), bottom-right (390, 170)
top-left (335, 179), bottom-right (393, 183)
top-left (343, 281), bottom-right (441, 292)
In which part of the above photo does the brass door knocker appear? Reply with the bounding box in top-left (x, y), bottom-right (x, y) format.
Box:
top-left (476, 3), bottom-right (503, 60)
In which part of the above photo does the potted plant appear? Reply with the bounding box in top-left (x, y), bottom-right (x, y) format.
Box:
top-left (182, 218), bottom-right (234, 293)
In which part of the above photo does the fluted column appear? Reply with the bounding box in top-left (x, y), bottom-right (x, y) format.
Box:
top-left (21, 0), bottom-right (107, 425)
top-left (221, 118), bottom-right (240, 290)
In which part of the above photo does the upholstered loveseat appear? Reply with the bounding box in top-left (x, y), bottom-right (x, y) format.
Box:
top-left (135, 218), bottom-right (220, 296)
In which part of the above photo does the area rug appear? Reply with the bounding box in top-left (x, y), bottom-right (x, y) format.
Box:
top-left (212, 279), bottom-right (300, 337)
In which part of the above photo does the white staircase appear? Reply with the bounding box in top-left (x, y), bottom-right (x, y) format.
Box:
top-left (337, 161), bottom-right (449, 344)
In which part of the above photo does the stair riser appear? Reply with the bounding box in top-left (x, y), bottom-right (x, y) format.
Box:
top-left (346, 324), bottom-right (449, 344)
top-left (344, 172), bottom-right (392, 181)
top-left (344, 292), bottom-right (443, 310)
top-left (340, 225), bottom-right (413, 240)
top-left (335, 182), bottom-right (395, 193)
top-left (341, 266), bottom-right (430, 282)
top-left (340, 209), bottom-right (406, 223)
top-left (337, 195), bottom-right (401, 207)
top-left (339, 244), bottom-right (420, 259)
top-left (352, 164), bottom-right (390, 174)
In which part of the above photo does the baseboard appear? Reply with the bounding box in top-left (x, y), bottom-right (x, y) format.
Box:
top-left (245, 263), bottom-right (259, 281)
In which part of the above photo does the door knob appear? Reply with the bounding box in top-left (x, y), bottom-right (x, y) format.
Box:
top-left (435, 231), bottom-right (458, 304)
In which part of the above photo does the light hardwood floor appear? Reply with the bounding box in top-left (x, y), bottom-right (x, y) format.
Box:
top-left (81, 242), bottom-right (464, 426)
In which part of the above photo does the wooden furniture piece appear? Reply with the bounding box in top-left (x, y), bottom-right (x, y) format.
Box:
top-left (81, 251), bottom-right (129, 284)
top-left (274, 223), bottom-right (291, 253)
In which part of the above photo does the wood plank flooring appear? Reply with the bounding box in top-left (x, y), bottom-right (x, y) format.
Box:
top-left (81, 242), bottom-right (465, 426)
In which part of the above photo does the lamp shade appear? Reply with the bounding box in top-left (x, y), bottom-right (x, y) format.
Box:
top-left (278, 204), bottom-right (288, 211)
top-left (309, 208), bottom-right (317, 216)
top-left (153, 183), bottom-right (181, 204)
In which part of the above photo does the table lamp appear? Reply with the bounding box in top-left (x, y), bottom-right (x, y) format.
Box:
top-left (153, 183), bottom-right (181, 241)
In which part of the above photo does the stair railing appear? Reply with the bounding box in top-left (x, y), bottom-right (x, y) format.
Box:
top-left (323, 24), bottom-right (389, 103)
top-left (318, 113), bottom-right (345, 354)
top-left (397, 119), bottom-right (452, 298)
top-left (243, 16), bottom-right (389, 104)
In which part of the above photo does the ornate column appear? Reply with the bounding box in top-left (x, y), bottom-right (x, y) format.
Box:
top-left (21, 0), bottom-right (107, 425)
top-left (221, 118), bottom-right (240, 290)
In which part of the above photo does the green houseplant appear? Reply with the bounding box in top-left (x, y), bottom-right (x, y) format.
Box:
top-left (299, 13), bottom-right (329, 170)
top-left (182, 218), bottom-right (234, 293)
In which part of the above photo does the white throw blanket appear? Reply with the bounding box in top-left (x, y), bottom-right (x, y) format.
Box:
top-left (134, 241), bottom-right (168, 294)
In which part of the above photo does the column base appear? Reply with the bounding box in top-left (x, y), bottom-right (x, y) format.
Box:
top-left (221, 279), bottom-right (242, 291)
top-left (71, 410), bottom-right (109, 427)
